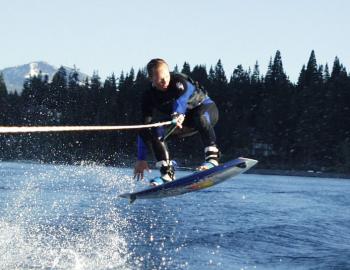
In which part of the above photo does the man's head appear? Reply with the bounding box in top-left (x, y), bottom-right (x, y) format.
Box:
top-left (147, 58), bottom-right (170, 91)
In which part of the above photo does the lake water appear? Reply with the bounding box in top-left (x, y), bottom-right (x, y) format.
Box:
top-left (0, 161), bottom-right (349, 270)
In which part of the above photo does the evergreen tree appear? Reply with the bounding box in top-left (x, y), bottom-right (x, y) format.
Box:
top-left (295, 51), bottom-right (327, 165)
top-left (270, 50), bottom-right (287, 86)
top-left (261, 51), bottom-right (292, 162)
top-left (304, 50), bottom-right (322, 86)
top-left (324, 63), bottom-right (330, 82)
top-left (132, 68), bottom-right (149, 121)
top-left (6, 91), bottom-right (21, 125)
top-left (90, 71), bottom-right (102, 123)
top-left (49, 66), bottom-right (68, 121)
top-left (230, 65), bottom-right (249, 87)
top-left (208, 66), bottom-right (215, 82)
top-left (68, 68), bottom-right (80, 89)
top-left (20, 72), bottom-right (51, 124)
top-left (0, 73), bottom-right (8, 124)
top-left (80, 77), bottom-right (91, 124)
top-left (328, 57), bottom-right (350, 165)
top-left (66, 67), bottom-right (81, 124)
top-left (117, 70), bottom-right (135, 123)
top-left (330, 56), bottom-right (348, 80)
top-left (297, 65), bottom-right (306, 86)
top-left (121, 68), bottom-right (137, 123)
top-left (125, 68), bottom-right (135, 88)
top-left (191, 65), bottom-right (209, 88)
top-left (208, 60), bottom-right (228, 106)
top-left (214, 59), bottom-right (227, 84)
top-left (0, 73), bottom-right (7, 98)
top-left (181, 62), bottom-right (191, 75)
top-left (251, 61), bottom-right (260, 84)
top-left (265, 57), bottom-right (273, 84)
top-left (318, 65), bottom-right (324, 83)
top-left (118, 71), bottom-right (125, 90)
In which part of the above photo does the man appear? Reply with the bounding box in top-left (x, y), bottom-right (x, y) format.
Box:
top-left (134, 58), bottom-right (220, 186)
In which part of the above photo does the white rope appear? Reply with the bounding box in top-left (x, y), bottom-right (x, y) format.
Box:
top-left (0, 121), bottom-right (172, 134)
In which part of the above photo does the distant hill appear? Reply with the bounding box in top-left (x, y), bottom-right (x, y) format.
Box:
top-left (0, 61), bottom-right (88, 93)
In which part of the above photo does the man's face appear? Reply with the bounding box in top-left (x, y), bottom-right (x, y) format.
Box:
top-left (151, 64), bottom-right (170, 91)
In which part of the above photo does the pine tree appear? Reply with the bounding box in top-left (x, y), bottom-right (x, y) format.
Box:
top-left (80, 77), bottom-right (91, 124)
top-left (230, 65), bottom-right (249, 87)
top-left (118, 71), bottom-right (125, 91)
top-left (68, 68), bottom-right (80, 89)
top-left (265, 57), bottom-right (273, 84)
top-left (125, 67), bottom-right (135, 88)
top-left (181, 62), bottom-right (191, 75)
top-left (331, 56), bottom-right (348, 80)
top-left (90, 71), bottom-right (102, 123)
top-left (214, 59), bottom-right (227, 84)
top-left (132, 68), bottom-right (149, 121)
top-left (0, 73), bottom-right (7, 98)
top-left (0, 73), bottom-right (8, 124)
top-left (251, 61), bottom-right (260, 84)
top-left (324, 63), bottom-right (330, 82)
top-left (208, 66), bottom-right (215, 82)
top-left (66, 67), bottom-right (81, 124)
top-left (261, 51), bottom-right (292, 159)
top-left (191, 65), bottom-right (208, 88)
top-left (304, 50), bottom-right (322, 86)
top-left (328, 57), bottom-right (350, 163)
top-left (49, 66), bottom-right (68, 115)
top-left (20, 72), bottom-right (50, 124)
top-left (297, 65), bottom-right (306, 86)
top-left (270, 50), bottom-right (287, 86)
top-left (318, 65), bottom-right (324, 78)
top-left (208, 60), bottom-right (228, 105)
top-left (97, 73), bottom-right (117, 124)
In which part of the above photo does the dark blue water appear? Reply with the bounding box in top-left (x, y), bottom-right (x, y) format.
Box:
top-left (0, 161), bottom-right (349, 270)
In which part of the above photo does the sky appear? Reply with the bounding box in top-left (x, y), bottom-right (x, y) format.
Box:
top-left (1, 0), bottom-right (349, 82)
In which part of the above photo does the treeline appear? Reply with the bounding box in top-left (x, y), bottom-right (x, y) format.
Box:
top-left (0, 50), bottom-right (350, 172)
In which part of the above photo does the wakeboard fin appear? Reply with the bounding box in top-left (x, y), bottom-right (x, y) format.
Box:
top-left (118, 193), bottom-right (137, 204)
top-left (129, 194), bottom-right (136, 204)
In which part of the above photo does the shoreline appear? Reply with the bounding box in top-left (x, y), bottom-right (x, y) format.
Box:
top-left (247, 168), bottom-right (350, 180)
top-left (1, 158), bottom-right (350, 180)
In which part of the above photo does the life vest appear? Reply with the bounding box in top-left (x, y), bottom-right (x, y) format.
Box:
top-left (170, 72), bottom-right (208, 109)
top-left (145, 72), bottom-right (209, 116)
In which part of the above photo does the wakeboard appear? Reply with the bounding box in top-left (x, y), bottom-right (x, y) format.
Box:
top-left (119, 157), bottom-right (257, 203)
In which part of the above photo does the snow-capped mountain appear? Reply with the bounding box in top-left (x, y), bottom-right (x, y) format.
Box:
top-left (0, 61), bottom-right (88, 93)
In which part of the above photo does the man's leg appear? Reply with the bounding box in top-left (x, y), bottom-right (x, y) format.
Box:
top-left (139, 127), bottom-right (175, 182)
top-left (190, 102), bottom-right (220, 168)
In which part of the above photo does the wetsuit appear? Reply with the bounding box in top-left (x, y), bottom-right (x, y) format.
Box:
top-left (137, 72), bottom-right (219, 165)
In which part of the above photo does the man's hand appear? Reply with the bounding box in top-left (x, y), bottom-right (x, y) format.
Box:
top-left (171, 113), bottom-right (185, 129)
top-left (134, 160), bottom-right (150, 180)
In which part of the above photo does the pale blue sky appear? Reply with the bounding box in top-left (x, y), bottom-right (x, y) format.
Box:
top-left (1, 0), bottom-right (349, 82)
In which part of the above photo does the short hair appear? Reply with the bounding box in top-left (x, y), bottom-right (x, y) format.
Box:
top-left (146, 58), bottom-right (168, 77)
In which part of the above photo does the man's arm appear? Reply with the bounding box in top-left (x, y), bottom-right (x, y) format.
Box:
top-left (134, 90), bottom-right (153, 180)
top-left (137, 135), bottom-right (148, 160)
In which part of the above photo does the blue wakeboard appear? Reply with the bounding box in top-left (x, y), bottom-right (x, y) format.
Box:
top-left (119, 157), bottom-right (257, 203)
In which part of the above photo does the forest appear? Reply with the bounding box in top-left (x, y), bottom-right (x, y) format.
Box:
top-left (1, 50), bottom-right (349, 173)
